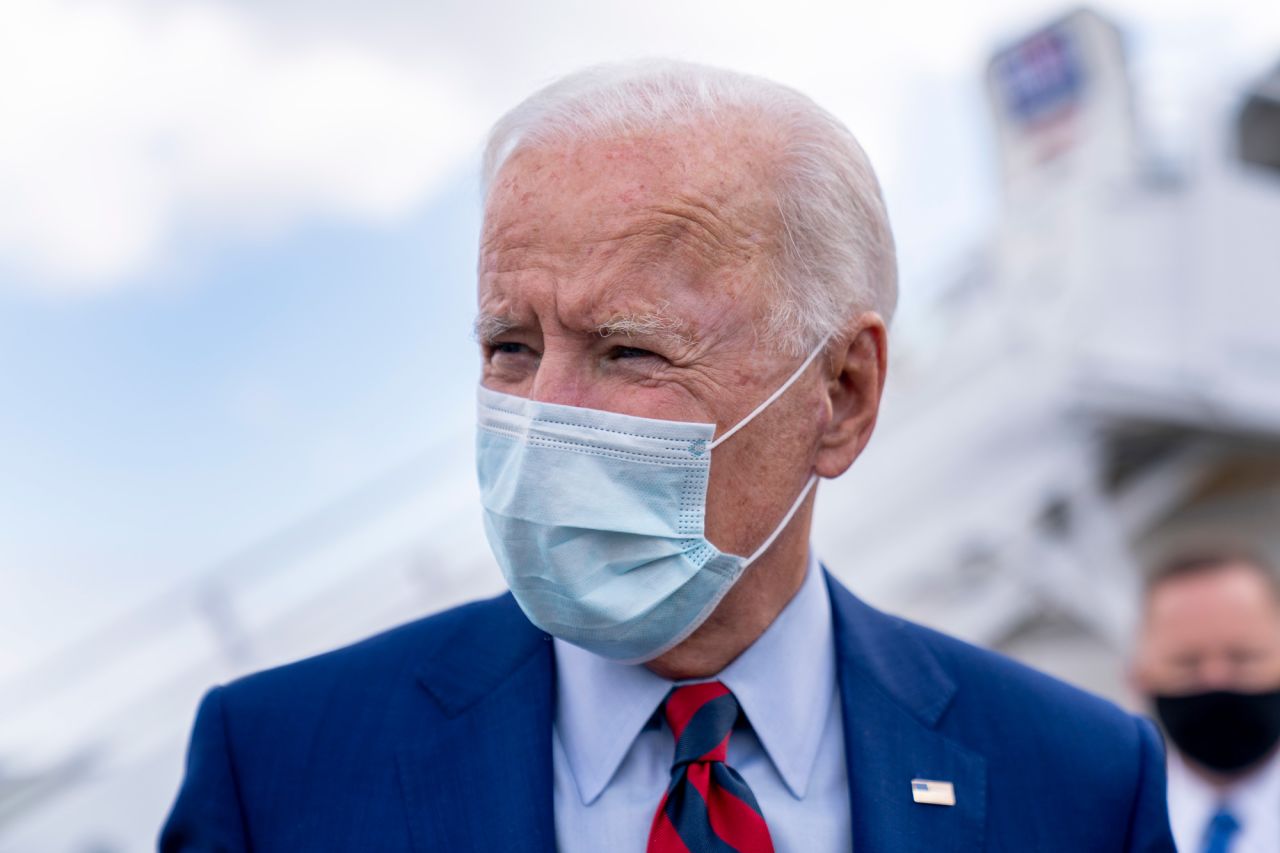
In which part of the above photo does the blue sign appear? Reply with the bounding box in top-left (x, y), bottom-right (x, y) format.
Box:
top-left (992, 25), bottom-right (1086, 127)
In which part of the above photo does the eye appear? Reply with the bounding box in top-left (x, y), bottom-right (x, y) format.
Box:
top-left (609, 345), bottom-right (661, 360)
top-left (484, 340), bottom-right (540, 372)
top-left (486, 340), bottom-right (540, 360)
top-left (1229, 649), bottom-right (1263, 666)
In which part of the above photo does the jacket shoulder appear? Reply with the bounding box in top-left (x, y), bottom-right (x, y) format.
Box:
top-left (829, 574), bottom-right (1139, 737)
top-left (828, 574), bottom-right (1158, 781)
top-left (902, 614), bottom-right (1172, 847)
top-left (878, 602), bottom-right (1158, 781)
top-left (829, 581), bottom-right (1171, 845)
top-left (915, 617), bottom-right (1131, 723)
top-left (858, 599), bottom-right (1144, 760)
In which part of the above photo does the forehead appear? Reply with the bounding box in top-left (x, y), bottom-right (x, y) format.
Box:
top-left (1144, 563), bottom-right (1280, 645)
top-left (480, 120), bottom-right (782, 281)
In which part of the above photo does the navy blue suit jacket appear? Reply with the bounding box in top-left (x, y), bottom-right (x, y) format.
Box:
top-left (161, 573), bottom-right (1175, 851)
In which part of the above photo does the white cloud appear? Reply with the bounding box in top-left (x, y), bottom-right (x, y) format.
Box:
top-left (0, 0), bottom-right (481, 293)
top-left (1, 0), bottom-right (1273, 296)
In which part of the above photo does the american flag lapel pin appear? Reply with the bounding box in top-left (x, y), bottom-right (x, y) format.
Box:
top-left (911, 778), bottom-right (956, 806)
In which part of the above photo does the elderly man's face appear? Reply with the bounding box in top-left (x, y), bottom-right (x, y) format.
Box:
top-left (477, 124), bottom-right (830, 558)
top-left (1133, 563), bottom-right (1280, 696)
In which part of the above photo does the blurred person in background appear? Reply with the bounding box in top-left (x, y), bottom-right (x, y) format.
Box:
top-left (1132, 547), bottom-right (1280, 852)
top-left (162, 61), bottom-right (1175, 851)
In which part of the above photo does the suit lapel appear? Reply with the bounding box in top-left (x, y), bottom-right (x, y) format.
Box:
top-left (397, 594), bottom-right (557, 853)
top-left (827, 573), bottom-right (988, 852)
top-left (397, 579), bottom-right (987, 851)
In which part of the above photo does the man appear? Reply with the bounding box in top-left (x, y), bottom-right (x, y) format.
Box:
top-left (162, 61), bottom-right (1174, 851)
top-left (1131, 548), bottom-right (1280, 852)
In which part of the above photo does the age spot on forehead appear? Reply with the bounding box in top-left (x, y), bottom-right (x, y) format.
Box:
top-left (480, 121), bottom-right (788, 339)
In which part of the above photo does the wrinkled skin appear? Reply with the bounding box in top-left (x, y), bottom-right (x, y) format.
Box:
top-left (477, 119), bottom-right (887, 679)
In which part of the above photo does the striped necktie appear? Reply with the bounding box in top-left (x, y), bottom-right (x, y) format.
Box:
top-left (646, 681), bottom-right (775, 853)
top-left (1202, 807), bottom-right (1240, 853)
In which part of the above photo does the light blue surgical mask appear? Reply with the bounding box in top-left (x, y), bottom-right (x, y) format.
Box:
top-left (476, 342), bottom-right (825, 663)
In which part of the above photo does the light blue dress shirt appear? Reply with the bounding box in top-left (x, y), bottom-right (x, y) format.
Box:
top-left (552, 550), bottom-right (851, 853)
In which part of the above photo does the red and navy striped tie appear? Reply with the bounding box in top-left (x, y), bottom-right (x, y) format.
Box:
top-left (647, 681), bottom-right (775, 853)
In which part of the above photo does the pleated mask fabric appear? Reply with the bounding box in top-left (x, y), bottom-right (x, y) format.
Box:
top-left (475, 342), bottom-right (824, 663)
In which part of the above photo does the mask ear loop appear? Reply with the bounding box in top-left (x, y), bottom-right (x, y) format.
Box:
top-left (743, 473), bottom-right (819, 567)
top-left (707, 336), bottom-right (831, 450)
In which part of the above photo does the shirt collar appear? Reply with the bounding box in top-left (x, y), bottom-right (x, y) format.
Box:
top-left (1166, 750), bottom-right (1218, 846)
top-left (553, 549), bottom-right (836, 804)
top-left (719, 549), bottom-right (836, 798)
top-left (1167, 746), bottom-right (1280, 842)
top-left (554, 637), bottom-right (670, 805)
top-left (1217, 746), bottom-right (1280, 817)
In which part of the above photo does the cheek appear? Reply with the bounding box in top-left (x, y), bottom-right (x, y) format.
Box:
top-left (481, 369), bottom-right (533, 398)
top-left (1251, 648), bottom-right (1280, 681)
top-left (701, 396), bottom-right (821, 551)
top-left (480, 348), bottom-right (540, 394)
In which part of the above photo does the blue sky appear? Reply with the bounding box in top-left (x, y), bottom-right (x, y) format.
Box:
top-left (1, 0), bottom-right (1275, 680)
top-left (0, 173), bottom-right (482, 673)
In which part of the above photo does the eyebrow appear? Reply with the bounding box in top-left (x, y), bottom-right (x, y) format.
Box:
top-left (473, 312), bottom-right (517, 344)
top-left (596, 310), bottom-right (691, 346)
top-left (473, 308), bottom-right (694, 348)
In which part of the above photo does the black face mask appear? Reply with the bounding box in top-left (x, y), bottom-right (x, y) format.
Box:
top-left (1155, 689), bottom-right (1280, 773)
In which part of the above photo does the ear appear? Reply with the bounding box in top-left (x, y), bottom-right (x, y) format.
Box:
top-left (815, 312), bottom-right (888, 479)
top-left (1126, 633), bottom-right (1156, 698)
top-left (1125, 656), bottom-right (1162, 713)
top-left (1126, 662), bottom-right (1148, 699)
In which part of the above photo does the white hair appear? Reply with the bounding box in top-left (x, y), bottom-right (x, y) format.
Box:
top-left (482, 59), bottom-right (898, 353)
